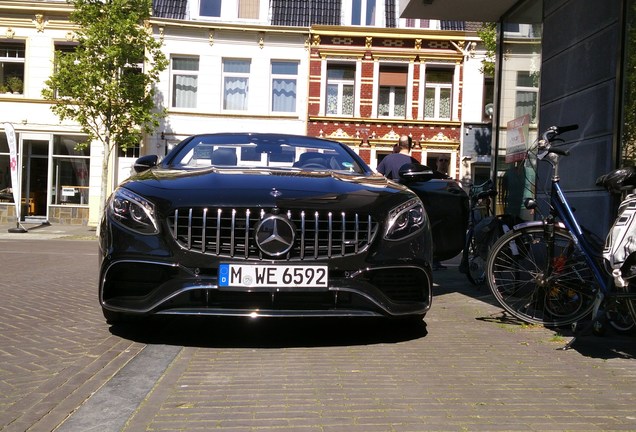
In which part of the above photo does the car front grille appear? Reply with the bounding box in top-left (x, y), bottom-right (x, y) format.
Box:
top-left (168, 207), bottom-right (379, 260)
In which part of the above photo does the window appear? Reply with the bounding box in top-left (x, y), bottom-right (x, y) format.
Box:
top-left (223, 59), bottom-right (250, 111)
top-left (326, 64), bottom-right (355, 116)
top-left (403, 18), bottom-right (431, 28)
top-left (0, 41), bottom-right (25, 95)
top-left (424, 69), bottom-right (453, 120)
top-left (378, 65), bottom-right (407, 118)
top-left (351, 0), bottom-right (376, 25)
top-left (200, 0), bottom-right (221, 17)
top-left (52, 42), bottom-right (78, 98)
top-left (52, 135), bottom-right (90, 206)
top-left (238, 0), bottom-right (259, 19)
top-left (0, 131), bottom-right (15, 201)
top-left (515, 71), bottom-right (538, 123)
top-left (271, 61), bottom-right (298, 113)
top-left (271, 0), bottom-right (341, 26)
top-left (171, 57), bottom-right (199, 109)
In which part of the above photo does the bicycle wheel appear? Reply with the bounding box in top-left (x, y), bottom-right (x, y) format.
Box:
top-left (486, 225), bottom-right (597, 327)
top-left (605, 296), bottom-right (635, 333)
top-left (463, 229), bottom-right (486, 285)
top-left (626, 282), bottom-right (636, 324)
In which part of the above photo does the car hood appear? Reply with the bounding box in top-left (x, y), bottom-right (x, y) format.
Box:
top-left (120, 167), bottom-right (413, 214)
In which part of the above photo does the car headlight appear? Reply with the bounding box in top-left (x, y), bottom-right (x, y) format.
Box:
top-left (108, 188), bottom-right (159, 235)
top-left (385, 198), bottom-right (426, 241)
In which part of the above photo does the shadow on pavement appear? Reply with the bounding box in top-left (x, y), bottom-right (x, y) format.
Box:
top-left (109, 316), bottom-right (428, 349)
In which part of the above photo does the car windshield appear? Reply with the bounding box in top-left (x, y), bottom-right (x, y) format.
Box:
top-left (165, 134), bottom-right (366, 174)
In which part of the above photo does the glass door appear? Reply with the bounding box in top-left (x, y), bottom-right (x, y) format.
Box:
top-left (21, 139), bottom-right (49, 221)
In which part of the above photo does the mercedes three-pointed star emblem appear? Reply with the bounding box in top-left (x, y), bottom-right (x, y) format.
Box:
top-left (254, 214), bottom-right (296, 256)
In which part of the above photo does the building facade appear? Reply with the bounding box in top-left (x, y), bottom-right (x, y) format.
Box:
top-left (1, 0), bottom-right (490, 227)
top-left (0, 1), bottom-right (97, 226)
top-left (402, 0), bottom-right (633, 238)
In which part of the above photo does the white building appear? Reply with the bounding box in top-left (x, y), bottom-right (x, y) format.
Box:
top-left (1, 0), bottom-right (491, 227)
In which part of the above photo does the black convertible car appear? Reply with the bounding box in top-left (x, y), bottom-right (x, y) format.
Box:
top-left (99, 133), bottom-right (463, 324)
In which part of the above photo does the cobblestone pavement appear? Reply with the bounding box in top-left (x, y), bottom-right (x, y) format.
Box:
top-left (0, 227), bottom-right (635, 432)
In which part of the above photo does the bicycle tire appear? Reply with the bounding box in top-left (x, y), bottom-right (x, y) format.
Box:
top-left (463, 229), bottom-right (486, 285)
top-left (626, 282), bottom-right (636, 324)
top-left (486, 225), bottom-right (597, 327)
top-left (606, 295), bottom-right (635, 333)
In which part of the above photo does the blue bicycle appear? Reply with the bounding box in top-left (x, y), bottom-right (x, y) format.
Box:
top-left (485, 125), bottom-right (636, 337)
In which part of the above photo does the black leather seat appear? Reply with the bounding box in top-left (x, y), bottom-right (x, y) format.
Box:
top-left (211, 148), bottom-right (237, 166)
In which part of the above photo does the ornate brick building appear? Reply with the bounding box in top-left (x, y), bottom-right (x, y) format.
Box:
top-left (306, 25), bottom-right (478, 178)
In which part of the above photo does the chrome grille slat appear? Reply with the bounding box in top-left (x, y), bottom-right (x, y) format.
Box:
top-left (169, 207), bottom-right (378, 261)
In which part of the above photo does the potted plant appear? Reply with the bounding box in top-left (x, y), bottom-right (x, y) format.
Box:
top-left (7, 76), bottom-right (23, 94)
top-left (0, 83), bottom-right (8, 94)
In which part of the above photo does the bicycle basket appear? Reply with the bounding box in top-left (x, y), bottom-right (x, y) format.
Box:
top-left (603, 193), bottom-right (636, 284)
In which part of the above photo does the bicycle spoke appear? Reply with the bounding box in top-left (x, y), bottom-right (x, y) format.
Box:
top-left (486, 226), bottom-right (596, 326)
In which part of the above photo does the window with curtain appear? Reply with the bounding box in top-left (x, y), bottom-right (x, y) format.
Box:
top-left (515, 71), bottom-right (538, 123)
top-left (200, 0), bottom-right (222, 16)
top-left (271, 61), bottom-right (298, 113)
top-left (326, 64), bottom-right (355, 116)
top-left (171, 57), bottom-right (199, 109)
top-left (424, 69), bottom-right (453, 120)
top-left (223, 59), bottom-right (250, 111)
top-left (377, 65), bottom-right (407, 117)
top-left (238, 0), bottom-right (259, 18)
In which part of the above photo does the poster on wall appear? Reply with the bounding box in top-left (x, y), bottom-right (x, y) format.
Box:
top-left (2, 122), bottom-right (20, 222)
top-left (506, 114), bottom-right (530, 163)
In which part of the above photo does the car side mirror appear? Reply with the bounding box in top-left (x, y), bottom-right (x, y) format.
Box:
top-left (398, 163), bottom-right (436, 183)
top-left (133, 155), bottom-right (159, 173)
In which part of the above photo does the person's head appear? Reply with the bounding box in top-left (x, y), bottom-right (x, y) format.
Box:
top-left (397, 135), bottom-right (411, 152)
top-left (436, 156), bottom-right (449, 173)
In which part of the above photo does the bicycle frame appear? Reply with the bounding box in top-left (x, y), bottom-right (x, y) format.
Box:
top-left (512, 148), bottom-right (611, 329)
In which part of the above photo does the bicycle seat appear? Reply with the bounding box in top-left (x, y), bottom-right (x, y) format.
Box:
top-left (596, 166), bottom-right (636, 193)
top-left (473, 189), bottom-right (498, 203)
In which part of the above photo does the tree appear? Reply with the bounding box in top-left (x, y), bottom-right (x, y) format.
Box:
top-left (477, 22), bottom-right (497, 77)
top-left (43, 0), bottom-right (168, 223)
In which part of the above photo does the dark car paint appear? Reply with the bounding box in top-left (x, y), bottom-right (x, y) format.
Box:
top-left (402, 177), bottom-right (469, 261)
top-left (99, 133), bottom-right (436, 322)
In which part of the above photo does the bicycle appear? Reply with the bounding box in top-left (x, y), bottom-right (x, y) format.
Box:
top-left (485, 124), bottom-right (636, 346)
top-left (460, 180), bottom-right (503, 285)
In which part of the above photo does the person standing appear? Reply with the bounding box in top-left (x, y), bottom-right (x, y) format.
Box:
top-left (377, 135), bottom-right (418, 181)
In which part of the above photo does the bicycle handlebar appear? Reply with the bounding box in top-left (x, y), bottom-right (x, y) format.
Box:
top-left (538, 124), bottom-right (579, 157)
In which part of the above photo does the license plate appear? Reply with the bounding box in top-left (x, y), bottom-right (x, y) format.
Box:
top-left (218, 264), bottom-right (328, 289)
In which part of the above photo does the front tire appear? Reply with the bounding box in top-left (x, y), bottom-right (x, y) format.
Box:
top-left (463, 229), bottom-right (486, 285)
top-left (486, 226), bottom-right (597, 327)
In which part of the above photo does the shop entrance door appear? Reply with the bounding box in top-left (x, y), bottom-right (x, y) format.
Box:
top-left (21, 139), bottom-right (49, 221)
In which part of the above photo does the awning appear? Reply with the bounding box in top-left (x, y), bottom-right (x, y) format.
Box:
top-left (399, 0), bottom-right (518, 22)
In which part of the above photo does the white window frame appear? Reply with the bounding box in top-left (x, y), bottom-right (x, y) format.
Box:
top-left (376, 64), bottom-right (408, 119)
top-left (170, 56), bottom-right (199, 109)
top-left (198, 0), bottom-right (222, 17)
top-left (222, 58), bottom-right (251, 111)
top-left (345, 0), bottom-right (384, 27)
top-left (326, 63), bottom-right (356, 117)
top-left (193, 0), bottom-right (264, 20)
top-left (0, 40), bottom-right (26, 96)
top-left (515, 71), bottom-right (539, 124)
top-left (424, 69), bottom-right (453, 121)
top-left (270, 60), bottom-right (298, 114)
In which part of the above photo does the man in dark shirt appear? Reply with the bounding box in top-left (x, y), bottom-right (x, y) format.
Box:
top-left (377, 135), bottom-right (418, 180)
